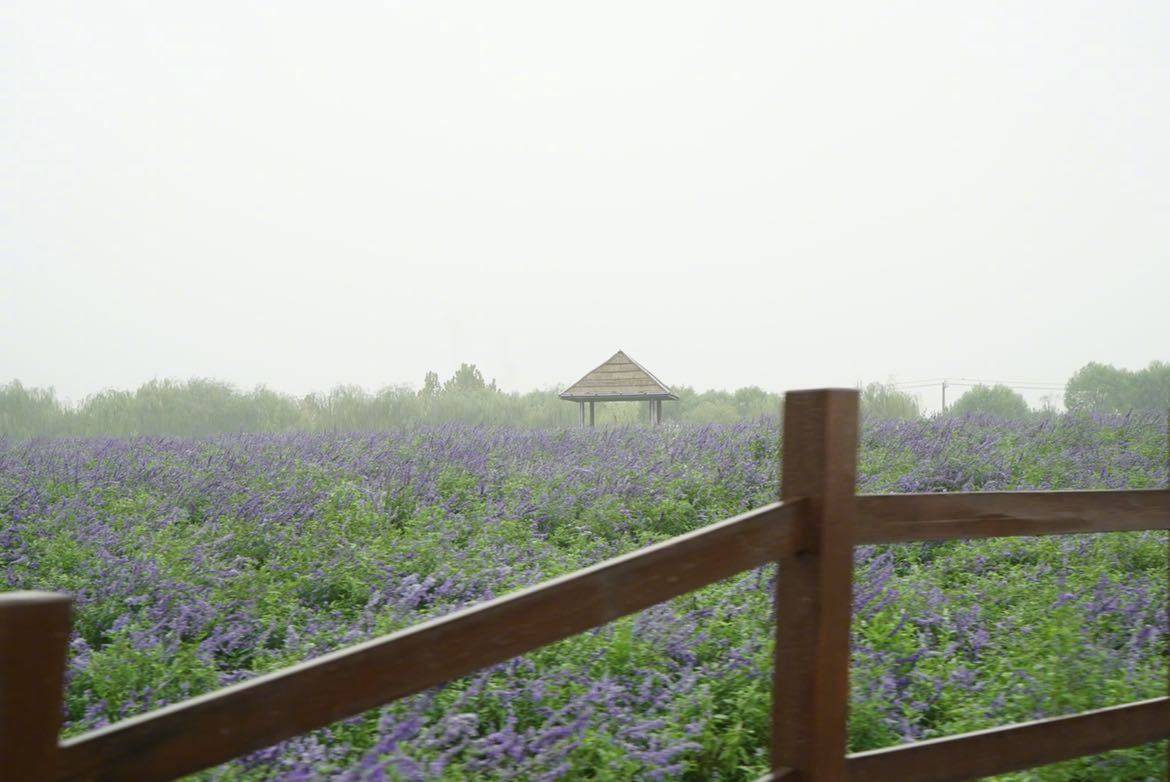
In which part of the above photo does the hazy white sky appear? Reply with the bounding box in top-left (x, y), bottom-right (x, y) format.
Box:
top-left (3, 2), bottom-right (1168, 411)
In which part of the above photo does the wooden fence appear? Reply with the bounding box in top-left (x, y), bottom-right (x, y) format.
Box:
top-left (3, 389), bottom-right (1170, 781)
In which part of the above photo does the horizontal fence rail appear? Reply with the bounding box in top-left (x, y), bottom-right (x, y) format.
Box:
top-left (3, 388), bottom-right (1168, 782)
top-left (846, 696), bottom-right (1170, 782)
top-left (857, 489), bottom-right (1170, 543)
top-left (57, 500), bottom-right (804, 782)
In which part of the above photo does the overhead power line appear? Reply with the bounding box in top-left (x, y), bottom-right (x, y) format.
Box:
top-left (878, 377), bottom-right (1068, 412)
top-left (946, 382), bottom-right (1064, 391)
top-left (946, 377), bottom-right (1065, 388)
top-left (890, 378), bottom-right (1064, 390)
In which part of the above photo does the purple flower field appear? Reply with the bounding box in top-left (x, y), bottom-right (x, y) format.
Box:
top-left (1, 414), bottom-right (1167, 780)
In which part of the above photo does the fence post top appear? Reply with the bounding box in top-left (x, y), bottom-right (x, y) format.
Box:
top-left (0, 590), bottom-right (72, 607)
top-left (783, 388), bottom-right (860, 397)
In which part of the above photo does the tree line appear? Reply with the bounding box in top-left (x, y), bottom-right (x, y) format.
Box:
top-left (0, 364), bottom-right (782, 438)
top-left (1063, 361), bottom-right (1170, 414)
top-left (1, 361), bottom-right (1166, 437)
top-left (861, 361), bottom-right (1170, 421)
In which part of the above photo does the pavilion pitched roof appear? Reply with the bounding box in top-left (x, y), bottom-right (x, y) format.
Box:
top-left (559, 350), bottom-right (677, 402)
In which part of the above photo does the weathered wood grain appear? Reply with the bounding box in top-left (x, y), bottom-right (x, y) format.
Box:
top-left (856, 489), bottom-right (1170, 543)
top-left (772, 389), bottom-right (859, 780)
top-left (58, 500), bottom-right (803, 782)
top-left (0, 591), bottom-right (71, 781)
top-left (846, 696), bottom-right (1170, 782)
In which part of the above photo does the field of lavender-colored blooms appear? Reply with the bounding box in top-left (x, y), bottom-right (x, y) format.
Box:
top-left (2, 414), bottom-right (1169, 781)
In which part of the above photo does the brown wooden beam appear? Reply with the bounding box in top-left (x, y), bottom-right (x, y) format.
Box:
top-left (772, 389), bottom-right (859, 780)
top-left (846, 696), bottom-right (1170, 782)
top-left (855, 489), bottom-right (1170, 543)
top-left (0, 591), bottom-right (71, 781)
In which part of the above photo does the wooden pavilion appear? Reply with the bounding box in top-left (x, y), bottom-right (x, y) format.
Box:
top-left (560, 350), bottom-right (677, 426)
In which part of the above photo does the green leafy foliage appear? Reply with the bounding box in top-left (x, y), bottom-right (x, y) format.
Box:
top-left (1065, 361), bottom-right (1170, 413)
top-left (861, 382), bottom-right (920, 420)
top-left (948, 384), bottom-right (1030, 419)
top-left (0, 371), bottom-right (794, 435)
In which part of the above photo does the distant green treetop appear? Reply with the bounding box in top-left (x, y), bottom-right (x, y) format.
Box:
top-left (948, 384), bottom-right (1029, 419)
top-left (860, 383), bottom-right (920, 421)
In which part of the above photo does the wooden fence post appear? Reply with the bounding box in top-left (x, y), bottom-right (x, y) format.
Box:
top-left (772, 389), bottom-right (859, 780)
top-left (0, 591), bottom-right (72, 781)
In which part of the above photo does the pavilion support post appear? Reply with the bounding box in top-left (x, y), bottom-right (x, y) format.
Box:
top-left (772, 389), bottom-right (859, 780)
top-left (578, 401), bottom-right (585, 427)
top-left (588, 401), bottom-right (595, 428)
top-left (0, 591), bottom-right (72, 781)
